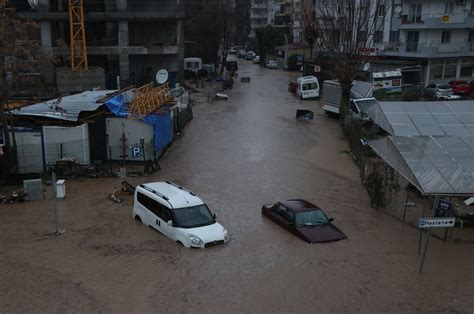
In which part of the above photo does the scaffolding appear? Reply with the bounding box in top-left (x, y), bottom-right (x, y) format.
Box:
top-left (68, 0), bottom-right (88, 71)
top-left (129, 83), bottom-right (174, 118)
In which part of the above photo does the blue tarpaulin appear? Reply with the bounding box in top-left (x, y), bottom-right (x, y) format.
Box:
top-left (104, 94), bottom-right (173, 151)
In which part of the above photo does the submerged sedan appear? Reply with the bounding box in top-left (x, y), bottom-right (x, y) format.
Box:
top-left (261, 199), bottom-right (347, 243)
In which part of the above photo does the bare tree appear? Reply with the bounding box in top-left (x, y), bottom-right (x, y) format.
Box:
top-left (185, 0), bottom-right (237, 74)
top-left (0, 7), bottom-right (57, 174)
top-left (302, 0), bottom-right (389, 120)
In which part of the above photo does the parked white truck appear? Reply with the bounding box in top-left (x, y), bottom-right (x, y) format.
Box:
top-left (322, 80), bottom-right (374, 121)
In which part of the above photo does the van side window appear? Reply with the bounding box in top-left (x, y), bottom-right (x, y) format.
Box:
top-left (137, 192), bottom-right (162, 217)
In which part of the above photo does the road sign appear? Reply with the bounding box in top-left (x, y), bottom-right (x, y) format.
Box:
top-left (130, 145), bottom-right (143, 158)
top-left (418, 217), bottom-right (455, 229)
top-left (433, 198), bottom-right (453, 217)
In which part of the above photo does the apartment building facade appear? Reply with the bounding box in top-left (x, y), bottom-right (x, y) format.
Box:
top-left (379, 0), bottom-right (474, 84)
top-left (11, 0), bottom-right (185, 87)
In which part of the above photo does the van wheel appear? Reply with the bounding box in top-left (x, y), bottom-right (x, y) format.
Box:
top-left (134, 215), bottom-right (142, 223)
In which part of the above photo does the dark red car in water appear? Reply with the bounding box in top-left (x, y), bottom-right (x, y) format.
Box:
top-left (261, 199), bottom-right (347, 244)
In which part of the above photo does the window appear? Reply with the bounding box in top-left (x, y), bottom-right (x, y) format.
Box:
top-left (162, 208), bottom-right (173, 223)
top-left (445, 2), bottom-right (454, 14)
top-left (378, 4), bottom-right (385, 16)
top-left (137, 192), bottom-right (162, 217)
top-left (273, 204), bottom-right (295, 224)
top-left (374, 31), bottom-right (383, 44)
top-left (409, 4), bottom-right (422, 23)
top-left (389, 30), bottom-right (400, 43)
top-left (441, 31), bottom-right (451, 44)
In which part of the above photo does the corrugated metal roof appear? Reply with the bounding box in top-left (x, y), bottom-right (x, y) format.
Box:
top-left (368, 136), bottom-right (474, 195)
top-left (359, 100), bottom-right (474, 136)
top-left (14, 90), bottom-right (116, 121)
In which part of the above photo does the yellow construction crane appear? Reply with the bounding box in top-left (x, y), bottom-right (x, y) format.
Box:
top-left (68, 0), bottom-right (88, 71)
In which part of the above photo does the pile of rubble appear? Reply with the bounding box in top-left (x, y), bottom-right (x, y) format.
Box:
top-left (0, 190), bottom-right (26, 204)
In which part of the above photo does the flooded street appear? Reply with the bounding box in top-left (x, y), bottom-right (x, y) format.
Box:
top-left (1, 60), bottom-right (473, 313)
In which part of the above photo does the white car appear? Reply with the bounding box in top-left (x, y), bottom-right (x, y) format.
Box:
top-left (133, 181), bottom-right (230, 248)
top-left (252, 56), bottom-right (260, 64)
top-left (265, 60), bottom-right (278, 69)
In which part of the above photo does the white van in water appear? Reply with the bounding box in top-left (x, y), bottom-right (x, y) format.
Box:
top-left (133, 181), bottom-right (230, 248)
top-left (296, 76), bottom-right (320, 99)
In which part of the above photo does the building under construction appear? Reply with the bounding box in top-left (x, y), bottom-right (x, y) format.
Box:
top-left (10, 0), bottom-right (185, 93)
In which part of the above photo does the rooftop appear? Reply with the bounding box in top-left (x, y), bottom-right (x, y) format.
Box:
top-left (358, 100), bottom-right (474, 136)
top-left (14, 90), bottom-right (116, 122)
top-left (369, 136), bottom-right (474, 196)
top-left (142, 182), bottom-right (203, 208)
top-left (281, 199), bottom-right (321, 212)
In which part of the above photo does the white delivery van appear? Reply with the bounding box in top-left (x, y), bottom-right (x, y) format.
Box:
top-left (296, 76), bottom-right (320, 99)
top-left (133, 181), bottom-right (230, 248)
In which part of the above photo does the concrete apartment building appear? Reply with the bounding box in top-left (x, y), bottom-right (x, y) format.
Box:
top-left (249, 0), bottom-right (294, 38)
top-left (11, 0), bottom-right (185, 88)
top-left (378, 0), bottom-right (474, 84)
top-left (249, 0), bottom-right (274, 37)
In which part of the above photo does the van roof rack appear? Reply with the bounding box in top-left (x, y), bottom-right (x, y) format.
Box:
top-left (165, 180), bottom-right (196, 196)
top-left (140, 184), bottom-right (173, 207)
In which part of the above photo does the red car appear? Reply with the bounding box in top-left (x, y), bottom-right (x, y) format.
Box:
top-left (261, 199), bottom-right (347, 244)
top-left (449, 80), bottom-right (471, 95)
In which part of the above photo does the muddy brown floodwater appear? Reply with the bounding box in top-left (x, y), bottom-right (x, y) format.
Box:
top-left (1, 59), bottom-right (473, 313)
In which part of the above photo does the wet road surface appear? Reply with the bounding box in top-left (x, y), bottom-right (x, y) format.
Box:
top-left (1, 59), bottom-right (473, 313)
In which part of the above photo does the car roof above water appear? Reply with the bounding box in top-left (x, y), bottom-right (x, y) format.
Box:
top-left (140, 182), bottom-right (204, 208)
top-left (280, 199), bottom-right (320, 212)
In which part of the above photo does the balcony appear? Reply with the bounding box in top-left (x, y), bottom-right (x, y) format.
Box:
top-left (379, 42), bottom-right (474, 58)
top-left (399, 13), bottom-right (474, 29)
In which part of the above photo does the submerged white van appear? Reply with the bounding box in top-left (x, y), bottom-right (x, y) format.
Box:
top-left (296, 76), bottom-right (320, 99)
top-left (133, 181), bottom-right (230, 248)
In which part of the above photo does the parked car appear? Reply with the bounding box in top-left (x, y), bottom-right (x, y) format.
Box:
top-left (238, 49), bottom-right (247, 58)
top-left (252, 56), bottom-right (260, 64)
top-left (133, 181), bottom-right (230, 248)
top-left (423, 83), bottom-right (461, 100)
top-left (229, 48), bottom-right (237, 54)
top-left (265, 60), bottom-right (278, 69)
top-left (246, 51), bottom-right (256, 60)
top-left (449, 80), bottom-right (471, 95)
top-left (261, 199), bottom-right (347, 244)
top-left (225, 60), bottom-right (238, 71)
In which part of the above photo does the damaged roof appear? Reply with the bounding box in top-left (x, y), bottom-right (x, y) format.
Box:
top-left (14, 90), bottom-right (116, 122)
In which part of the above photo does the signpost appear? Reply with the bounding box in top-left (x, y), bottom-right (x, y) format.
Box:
top-left (418, 217), bottom-right (455, 228)
top-left (418, 197), bottom-right (456, 274)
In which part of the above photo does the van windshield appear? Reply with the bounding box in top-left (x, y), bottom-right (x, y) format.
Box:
top-left (303, 82), bottom-right (318, 90)
top-left (173, 204), bottom-right (215, 228)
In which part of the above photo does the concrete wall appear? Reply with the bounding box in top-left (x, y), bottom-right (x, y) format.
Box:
top-left (56, 67), bottom-right (106, 95)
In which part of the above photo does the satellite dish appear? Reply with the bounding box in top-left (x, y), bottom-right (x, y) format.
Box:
top-left (363, 63), bottom-right (371, 71)
top-left (27, 0), bottom-right (39, 10)
top-left (155, 69), bottom-right (169, 85)
top-left (394, 5), bottom-right (402, 14)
